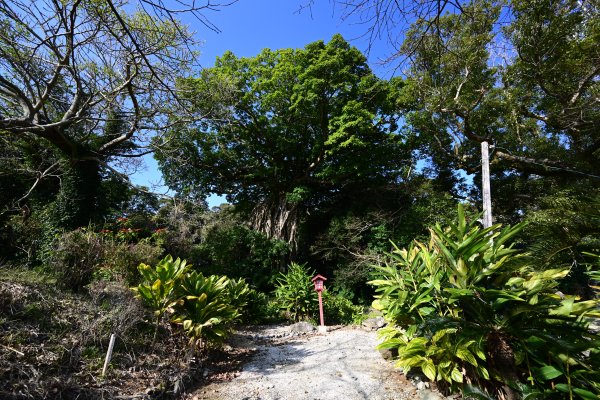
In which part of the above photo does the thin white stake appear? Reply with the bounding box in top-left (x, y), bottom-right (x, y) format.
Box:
top-left (102, 333), bottom-right (116, 377)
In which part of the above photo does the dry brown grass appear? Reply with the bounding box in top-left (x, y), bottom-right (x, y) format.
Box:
top-left (0, 275), bottom-right (230, 399)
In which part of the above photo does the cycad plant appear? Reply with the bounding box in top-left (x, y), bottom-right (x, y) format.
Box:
top-left (372, 205), bottom-right (600, 399)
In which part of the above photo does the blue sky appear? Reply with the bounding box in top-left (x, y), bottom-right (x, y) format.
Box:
top-left (131, 0), bottom-right (395, 206)
top-left (191, 1), bottom-right (394, 73)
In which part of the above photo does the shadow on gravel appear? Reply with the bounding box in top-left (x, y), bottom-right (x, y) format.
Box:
top-left (244, 340), bottom-right (313, 373)
top-left (193, 328), bottom-right (421, 400)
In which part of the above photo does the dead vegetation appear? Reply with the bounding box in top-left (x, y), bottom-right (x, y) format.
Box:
top-left (0, 274), bottom-right (249, 399)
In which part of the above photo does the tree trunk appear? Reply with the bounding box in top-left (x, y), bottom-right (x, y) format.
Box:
top-left (487, 331), bottom-right (518, 400)
top-left (50, 159), bottom-right (102, 230)
top-left (249, 196), bottom-right (300, 254)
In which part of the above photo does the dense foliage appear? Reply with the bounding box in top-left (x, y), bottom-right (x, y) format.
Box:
top-left (399, 0), bottom-right (600, 235)
top-left (133, 255), bottom-right (259, 351)
top-left (51, 225), bottom-right (164, 290)
top-left (273, 262), bottom-right (365, 325)
top-left (2, 0), bottom-right (600, 396)
top-left (171, 272), bottom-right (240, 348)
top-left (192, 205), bottom-right (290, 291)
top-left (372, 205), bottom-right (600, 399)
top-left (274, 263), bottom-right (318, 322)
top-left (133, 255), bottom-right (191, 344)
top-left (155, 35), bottom-right (409, 250)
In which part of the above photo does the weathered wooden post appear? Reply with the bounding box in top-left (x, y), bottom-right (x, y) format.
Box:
top-left (481, 141), bottom-right (493, 228)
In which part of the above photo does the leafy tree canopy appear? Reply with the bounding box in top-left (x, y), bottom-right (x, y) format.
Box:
top-left (391, 0), bottom-right (600, 221)
top-left (156, 34), bottom-right (411, 248)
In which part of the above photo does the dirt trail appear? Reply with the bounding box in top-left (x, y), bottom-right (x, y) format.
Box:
top-left (188, 325), bottom-right (425, 400)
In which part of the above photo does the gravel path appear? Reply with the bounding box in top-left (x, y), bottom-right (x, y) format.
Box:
top-left (189, 325), bottom-right (429, 400)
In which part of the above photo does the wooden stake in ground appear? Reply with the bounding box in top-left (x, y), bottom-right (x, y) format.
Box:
top-left (481, 141), bottom-right (493, 229)
top-left (102, 333), bottom-right (116, 377)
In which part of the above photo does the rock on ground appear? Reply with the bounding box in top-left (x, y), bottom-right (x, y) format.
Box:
top-left (189, 326), bottom-right (421, 400)
top-left (361, 316), bottom-right (386, 331)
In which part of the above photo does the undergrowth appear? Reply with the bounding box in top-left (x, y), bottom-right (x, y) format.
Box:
top-left (0, 267), bottom-right (209, 399)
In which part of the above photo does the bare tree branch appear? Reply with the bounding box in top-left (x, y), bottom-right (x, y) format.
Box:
top-left (0, 0), bottom-right (234, 211)
top-left (495, 150), bottom-right (600, 181)
top-left (15, 160), bottom-right (61, 206)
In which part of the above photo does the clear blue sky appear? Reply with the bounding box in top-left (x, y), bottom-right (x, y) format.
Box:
top-left (191, 1), bottom-right (393, 72)
top-left (130, 0), bottom-right (394, 206)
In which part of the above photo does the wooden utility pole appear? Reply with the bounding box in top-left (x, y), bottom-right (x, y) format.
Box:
top-left (481, 141), bottom-right (493, 228)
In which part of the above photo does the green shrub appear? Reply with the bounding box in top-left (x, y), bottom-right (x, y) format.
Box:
top-left (105, 241), bottom-right (164, 285)
top-left (372, 204), bottom-right (600, 399)
top-left (49, 226), bottom-right (164, 290)
top-left (132, 256), bottom-right (249, 351)
top-left (224, 278), bottom-right (252, 322)
top-left (322, 289), bottom-right (365, 325)
top-left (132, 255), bottom-right (190, 344)
top-left (1, 214), bottom-right (45, 267)
top-left (172, 271), bottom-right (239, 349)
top-left (242, 290), bottom-right (282, 324)
top-left (194, 225), bottom-right (290, 292)
top-left (274, 262), bottom-right (318, 322)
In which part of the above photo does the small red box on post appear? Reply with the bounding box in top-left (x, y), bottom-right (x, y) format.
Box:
top-left (311, 274), bottom-right (327, 328)
top-left (312, 274), bottom-right (326, 292)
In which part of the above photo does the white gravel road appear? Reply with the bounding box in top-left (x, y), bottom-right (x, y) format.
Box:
top-left (189, 325), bottom-right (430, 400)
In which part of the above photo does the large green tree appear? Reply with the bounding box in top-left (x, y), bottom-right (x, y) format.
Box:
top-left (332, 0), bottom-right (599, 215)
top-left (500, 0), bottom-right (600, 176)
top-left (333, 0), bottom-right (600, 218)
top-left (156, 35), bottom-right (410, 250)
top-left (307, 0), bottom-right (600, 290)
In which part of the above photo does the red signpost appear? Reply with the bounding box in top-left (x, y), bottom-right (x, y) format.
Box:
top-left (311, 274), bottom-right (327, 328)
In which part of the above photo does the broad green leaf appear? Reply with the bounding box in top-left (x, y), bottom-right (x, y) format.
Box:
top-left (554, 383), bottom-right (570, 393)
top-left (432, 328), bottom-right (457, 343)
top-left (450, 367), bottom-right (463, 383)
top-left (537, 365), bottom-right (563, 380)
top-left (572, 388), bottom-right (599, 400)
top-left (456, 348), bottom-right (478, 367)
top-left (422, 358), bottom-right (437, 381)
top-left (477, 366), bottom-right (490, 380)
